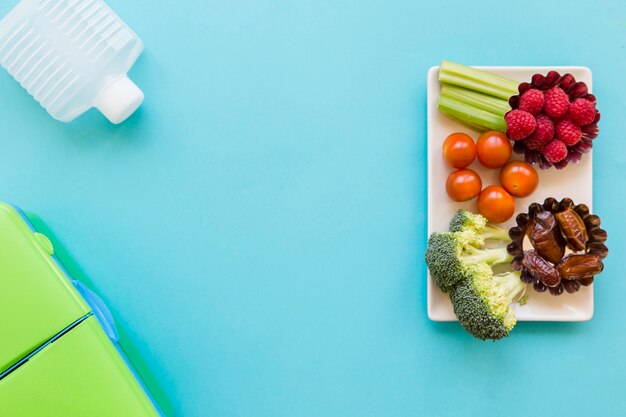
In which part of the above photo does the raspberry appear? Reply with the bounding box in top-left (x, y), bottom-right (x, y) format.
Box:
top-left (543, 87), bottom-right (570, 120)
top-left (505, 110), bottom-right (536, 140)
top-left (518, 89), bottom-right (544, 115)
top-left (569, 98), bottom-right (596, 126)
top-left (555, 119), bottom-right (582, 146)
top-left (525, 114), bottom-right (554, 150)
top-left (543, 140), bottom-right (568, 163)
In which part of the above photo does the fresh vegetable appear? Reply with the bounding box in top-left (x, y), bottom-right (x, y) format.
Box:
top-left (477, 185), bottom-right (515, 224)
top-left (448, 209), bottom-right (510, 244)
top-left (438, 60), bottom-right (519, 100)
top-left (425, 210), bottom-right (525, 340)
top-left (437, 61), bottom-right (600, 170)
top-left (436, 60), bottom-right (517, 132)
top-left (507, 198), bottom-right (609, 295)
top-left (499, 161), bottom-right (538, 197)
top-left (442, 132), bottom-right (476, 168)
top-left (445, 169), bottom-right (482, 202)
top-left (450, 268), bottom-right (526, 340)
top-left (425, 231), bottom-right (511, 292)
top-left (476, 131), bottom-right (511, 168)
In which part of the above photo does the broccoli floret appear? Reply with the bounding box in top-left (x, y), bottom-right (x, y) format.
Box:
top-left (450, 270), bottom-right (527, 340)
top-left (449, 210), bottom-right (510, 246)
top-left (425, 232), bottom-right (513, 292)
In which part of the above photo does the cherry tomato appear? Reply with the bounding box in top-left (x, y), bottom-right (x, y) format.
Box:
top-left (477, 185), bottom-right (515, 223)
top-left (476, 131), bottom-right (512, 168)
top-left (500, 161), bottom-right (539, 197)
top-left (442, 132), bottom-right (476, 168)
top-left (446, 169), bottom-right (482, 202)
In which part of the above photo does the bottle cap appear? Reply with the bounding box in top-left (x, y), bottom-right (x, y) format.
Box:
top-left (95, 76), bottom-right (144, 124)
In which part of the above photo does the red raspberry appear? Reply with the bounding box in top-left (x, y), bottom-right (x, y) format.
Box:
top-left (505, 110), bottom-right (536, 140)
top-left (525, 114), bottom-right (554, 150)
top-left (543, 140), bottom-right (568, 163)
top-left (518, 89), bottom-right (544, 115)
top-left (555, 119), bottom-right (582, 146)
top-left (569, 98), bottom-right (596, 126)
top-left (543, 87), bottom-right (570, 120)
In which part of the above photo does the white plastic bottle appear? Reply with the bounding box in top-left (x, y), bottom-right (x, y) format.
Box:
top-left (0, 0), bottom-right (144, 124)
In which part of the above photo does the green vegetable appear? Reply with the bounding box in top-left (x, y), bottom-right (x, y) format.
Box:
top-left (425, 231), bottom-right (512, 293)
top-left (439, 60), bottom-right (519, 100)
top-left (449, 209), bottom-right (511, 245)
top-left (437, 94), bottom-right (508, 132)
top-left (437, 60), bottom-right (518, 132)
top-left (425, 210), bottom-right (528, 340)
top-left (440, 84), bottom-right (511, 117)
top-left (450, 270), bottom-right (527, 340)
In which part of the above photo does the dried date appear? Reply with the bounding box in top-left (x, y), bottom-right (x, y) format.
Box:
top-left (555, 208), bottom-right (588, 251)
top-left (528, 211), bottom-right (565, 264)
top-left (557, 254), bottom-right (603, 280)
top-left (522, 250), bottom-right (561, 287)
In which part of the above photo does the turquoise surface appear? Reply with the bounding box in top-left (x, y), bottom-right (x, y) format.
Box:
top-left (1, 0), bottom-right (625, 416)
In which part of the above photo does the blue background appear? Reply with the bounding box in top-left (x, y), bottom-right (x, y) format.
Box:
top-left (1, 0), bottom-right (625, 416)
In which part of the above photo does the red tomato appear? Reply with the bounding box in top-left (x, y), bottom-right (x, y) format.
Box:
top-left (442, 132), bottom-right (476, 168)
top-left (477, 185), bottom-right (515, 223)
top-left (446, 169), bottom-right (482, 202)
top-left (476, 131), bottom-right (512, 168)
top-left (500, 161), bottom-right (539, 197)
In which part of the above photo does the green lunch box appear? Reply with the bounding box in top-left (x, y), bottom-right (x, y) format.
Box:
top-left (0, 203), bottom-right (163, 417)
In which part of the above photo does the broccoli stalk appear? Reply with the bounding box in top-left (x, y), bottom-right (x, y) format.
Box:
top-left (463, 244), bottom-right (512, 266)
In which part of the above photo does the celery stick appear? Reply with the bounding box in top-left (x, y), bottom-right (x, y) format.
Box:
top-left (441, 84), bottom-right (511, 117)
top-left (437, 94), bottom-right (507, 132)
top-left (439, 60), bottom-right (519, 100)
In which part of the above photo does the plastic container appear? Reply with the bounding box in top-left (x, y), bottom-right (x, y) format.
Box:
top-left (0, 204), bottom-right (163, 416)
top-left (0, 0), bottom-right (144, 124)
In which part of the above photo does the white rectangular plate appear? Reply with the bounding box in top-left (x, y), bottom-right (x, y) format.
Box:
top-left (427, 66), bottom-right (593, 322)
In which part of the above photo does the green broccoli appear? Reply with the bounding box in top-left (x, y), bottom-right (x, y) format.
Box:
top-left (450, 269), bottom-right (527, 340)
top-left (449, 210), bottom-right (510, 246)
top-left (425, 231), bottom-right (512, 292)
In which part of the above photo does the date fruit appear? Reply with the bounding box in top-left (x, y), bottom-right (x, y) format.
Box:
top-left (557, 254), bottom-right (603, 280)
top-left (555, 208), bottom-right (588, 251)
top-left (522, 250), bottom-right (561, 287)
top-left (528, 211), bottom-right (566, 264)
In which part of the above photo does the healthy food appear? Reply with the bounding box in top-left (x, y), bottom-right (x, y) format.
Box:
top-left (425, 210), bottom-right (526, 340)
top-left (450, 267), bottom-right (526, 341)
top-left (437, 60), bottom-right (600, 169)
top-left (555, 208), bottom-right (588, 251)
top-left (527, 211), bottom-right (565, 264)
top-left (509, 74), bottom-right (599, 169)
top-left (442, 132), bottom-right (476, 168)
top-left (476, 131), bottom-right (511, 168)
top-left (499, 161), bottom-right (538, 197)
top-left (445, 169), bottom-right (482, 202)
top-left (476, 185), bottom-right (515, 224)
top-left (507, 198), bottom-right (608, 295)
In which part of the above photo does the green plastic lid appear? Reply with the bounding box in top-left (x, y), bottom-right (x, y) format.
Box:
top-left (0, 316), bottom-right (160, 417)
top-left (0, 204), bottom-right (90, 374)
